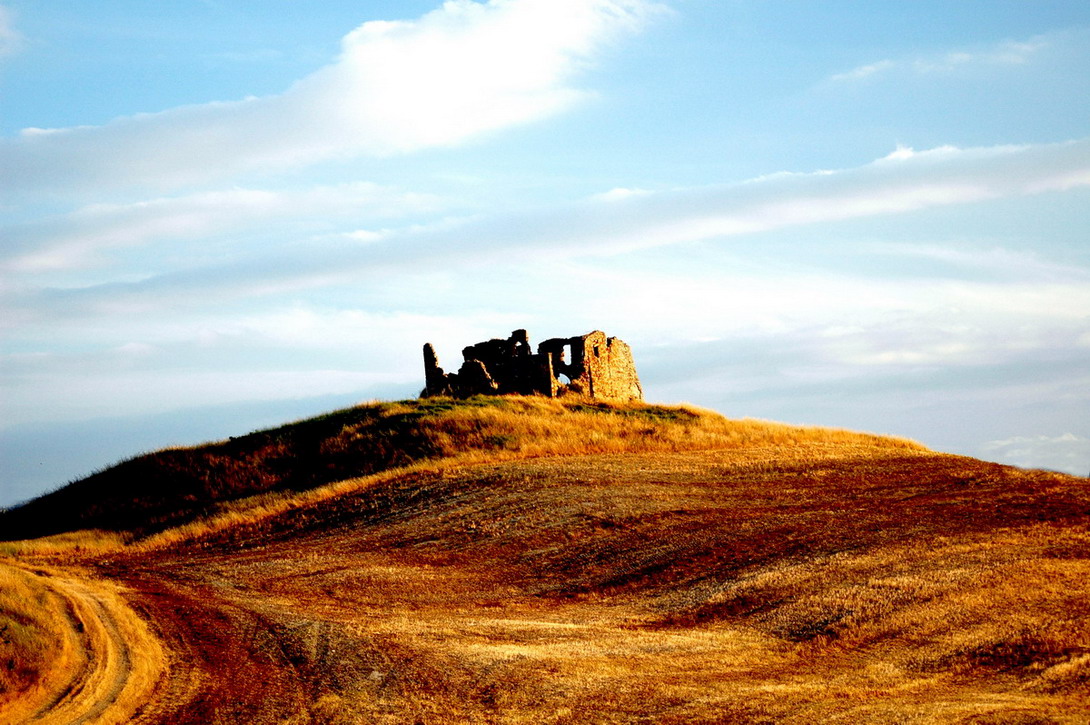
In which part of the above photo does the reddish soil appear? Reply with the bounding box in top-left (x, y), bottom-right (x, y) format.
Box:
top-left (74, 448), bottom-right (1090, 723)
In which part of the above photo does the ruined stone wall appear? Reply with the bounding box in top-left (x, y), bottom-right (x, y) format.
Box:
top-left (536, 331), bottom-right (642, 402)
top-left (422, 329), bottom-right (642, 402)
top-left (579, 331), bottom-right (642, 401)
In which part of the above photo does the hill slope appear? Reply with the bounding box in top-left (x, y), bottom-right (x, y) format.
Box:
top-left (0, 396), bottom-right (920, 541)
top-left (2, 398), bottom-right (1089, 723)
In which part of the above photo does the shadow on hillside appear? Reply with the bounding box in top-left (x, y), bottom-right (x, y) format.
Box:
top-left (0, 397), bottom-right (711, 542)
top-left (0, 401), bottom-right (448, 541)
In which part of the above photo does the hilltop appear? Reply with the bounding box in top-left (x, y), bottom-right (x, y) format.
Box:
top-left (0, 396), bottom-right (917, 542)
top-left (2, 398), bottom-right (1089, 723)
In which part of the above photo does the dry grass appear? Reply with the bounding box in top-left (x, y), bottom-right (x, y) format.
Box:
top-left (4, 397), bottom-right (1088, 723)
top-left (1, 396), bottom-right (924, 552)
top-left (376, 396), bottom-right (922, 461)
top-left (0, 530), bottom-right (130, 558)
top-left (99, 447), bottom-right (1090, 722)
top-left (0, 560), bottom-right (167, 724)
top-left (130, 399), bottom-right (925, 553)
top-left (0, 562), bottom-right (72, 711)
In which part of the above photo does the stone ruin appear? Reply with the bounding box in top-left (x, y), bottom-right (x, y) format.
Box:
top-left (422, 329), bottom-right (643, 402)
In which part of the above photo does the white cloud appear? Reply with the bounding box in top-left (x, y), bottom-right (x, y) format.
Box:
top-left (6, 137), bottom-right (1089, 319)
top-left (592, 187), bottom-right (652, 202)
top-left (828, 33), bottom-right (1051, 84)
top-left (0, 307), bottom-right (518, 425)
top-left (549, 260), bottom-right (1090, 366)
top-left (981, 433), bottom-right (1090, 476)
top-left (828, 59), bottom-right (894, 83)
top-left (912, 39), bottom-right (1046, 73)
top-left (438, 137), bottom-right (1090, 259)
top-left (0, 0), bottom-right (663, 197)
top-left (0, 6), bottom-right (22, 58)
top-left (1, 183), bottom-right (441, 273)
top-left (3, 137), bottom-right (1087, 440)
top-left (867, 243), bottom-right (1087, 281)
top-left (0, 368), bottom-right (411, 427)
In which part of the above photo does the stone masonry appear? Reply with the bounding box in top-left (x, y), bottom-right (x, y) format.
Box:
top-left (422, 330), bottom-right (643, 402)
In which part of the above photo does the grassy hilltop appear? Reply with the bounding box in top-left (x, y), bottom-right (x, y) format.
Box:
top-left (0, 396), bottom-right (918, 542)
top-left (2, 397), bottom-right (1089, 723)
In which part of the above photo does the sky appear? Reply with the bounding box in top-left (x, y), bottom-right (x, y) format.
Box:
top-left (1, 0), bottom-right (1089, 507)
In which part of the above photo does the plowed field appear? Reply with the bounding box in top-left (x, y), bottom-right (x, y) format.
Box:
top-left (10, 443), bottom-right (1087, 723)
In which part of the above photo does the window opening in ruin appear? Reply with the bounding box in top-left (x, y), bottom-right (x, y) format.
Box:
top-left (558, 373), bottom-right (572, 385)
top-left (563, 343), bottom-right (573, 365)
top-left (593, 345), bottom-right (600, 357)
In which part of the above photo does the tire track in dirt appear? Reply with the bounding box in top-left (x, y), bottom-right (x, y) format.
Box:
top-left (113, 568), bottom-right (314, 724)
top-left (8, 560), bottom-right (322, 724)
top-left (11, 565), bottom-right (166, 725)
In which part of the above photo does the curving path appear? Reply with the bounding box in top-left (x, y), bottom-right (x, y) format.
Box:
top-left (5, 560), bottom-right (320, 724)
top-left (3, 565), bottom-right (167, 725)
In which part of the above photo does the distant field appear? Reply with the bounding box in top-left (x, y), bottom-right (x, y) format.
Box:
top-left (2, 398), bottom-right (1088, 723)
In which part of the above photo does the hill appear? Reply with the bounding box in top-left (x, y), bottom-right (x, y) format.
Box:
top-left (0, 396), bottom-right (918, 541)
top-left (2, 397), bottom-right (1089, 723)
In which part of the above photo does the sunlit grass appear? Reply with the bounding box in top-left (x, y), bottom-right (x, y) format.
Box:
top-left (121, 447), bottom-right (1089, 722)
top-left (197, 519), bottom-right (1090, 723)
top-left (0, 562), bottom-right (73, 716)
top-left (2, 396), bottom-right (927, 554)
top-left (0, 560), bottom-right (166, 724)
top-left (4, 397), bottom-right (1088, 722)
top-left (0, 530), bottom-right (130, 558)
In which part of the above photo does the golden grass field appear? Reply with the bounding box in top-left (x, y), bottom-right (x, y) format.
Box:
top-left (1, 396), bottom-right (1088, 723)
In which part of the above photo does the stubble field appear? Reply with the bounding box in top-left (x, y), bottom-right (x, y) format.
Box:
top-left (2, 398), bottom-right (1088, 723)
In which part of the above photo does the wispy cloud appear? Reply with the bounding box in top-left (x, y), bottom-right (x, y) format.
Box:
top-left (910, 39), bottom-right (1046, 73)
top-left (0, 5), bottom-right (23, 58)
top-left (6, 137), bottom-right (1089, 318)
top-left (0, 307), bottom-right (517, 425)
top-left (866, 242), bottom-right (1085, 281)
top-left (828, 33), bottom-right (1052, 84)
top-left (0, 0), bottom-right (663, 198)
top-left (981, 433), bottom-right (1090, 476)
top-left (7, 249), bottom-right (1086, 427)
top-left (828, 60), bottom-right (893, 83)
top-left (1, 183), bottom-right (441, 273)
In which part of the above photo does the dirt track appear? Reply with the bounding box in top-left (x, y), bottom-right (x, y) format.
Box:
top-left (4, 565), bottom-right (165, 725)
top-left (116, 565), bottom-right (314, 723)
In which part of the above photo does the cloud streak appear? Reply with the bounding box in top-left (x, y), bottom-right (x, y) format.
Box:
top-left (0, 0), bottom-right (661, 198)
top-left (0, 6), bottom-right (22, 58)
top-left (828, 32), bottom-right (1052, 83)
top-left (981, 433), bottom-right (1090, 475)
top-left (12, 136), bottom-right (1085, 314)
top-left (1, 183), bottom-right (440, 273)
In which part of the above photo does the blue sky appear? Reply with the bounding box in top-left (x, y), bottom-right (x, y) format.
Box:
top-left (2, 0), bottom-right (1089, 506)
